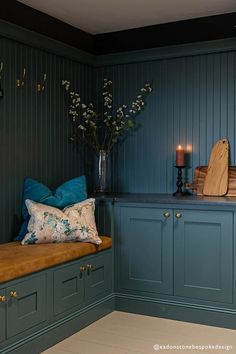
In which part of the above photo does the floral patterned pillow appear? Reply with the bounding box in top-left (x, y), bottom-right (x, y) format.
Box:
top-left (21, 199), bottom-right (101, 245)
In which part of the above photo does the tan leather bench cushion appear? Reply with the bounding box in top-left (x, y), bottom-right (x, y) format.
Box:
top-left (0, 236), bottom-right (112, 284)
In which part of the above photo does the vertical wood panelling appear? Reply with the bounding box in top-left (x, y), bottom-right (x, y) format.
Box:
top-left (0, 37), bottom-right (93, 243)
top-left (1, 30), bottom-right (236, 241)
top-left (96, 50), bottom-right (236, 193)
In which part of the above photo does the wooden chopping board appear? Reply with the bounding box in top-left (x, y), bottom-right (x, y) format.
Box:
top-left (203, 139), bottom-right (229, 196)
top-left (192, 166), bottom-right (236, 196)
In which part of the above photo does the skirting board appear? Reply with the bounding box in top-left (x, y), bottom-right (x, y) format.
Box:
top-left (3, 293), bottom-right (236, 353)
top-left (115, 293), bottom-right (236, 330)
top-left (0, 295), bottom-right (115, 354)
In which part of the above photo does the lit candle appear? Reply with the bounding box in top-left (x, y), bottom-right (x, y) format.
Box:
top-left (176, 145), bottom-right (184, 166)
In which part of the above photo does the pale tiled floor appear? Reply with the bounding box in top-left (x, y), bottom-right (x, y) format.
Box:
top-left (41, 311), bottom-right (236, 354)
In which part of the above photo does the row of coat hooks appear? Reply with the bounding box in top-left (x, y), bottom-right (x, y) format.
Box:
top-left (16, 67), bottom-right (47, 92)
top-left (0, 62), bottom-right (47, 97)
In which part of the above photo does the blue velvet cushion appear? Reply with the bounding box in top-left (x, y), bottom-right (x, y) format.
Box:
top-left (16, 176), bottom-right (87, 241)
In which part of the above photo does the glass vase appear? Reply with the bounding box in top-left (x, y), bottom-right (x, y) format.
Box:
top-left (94, 150), bottom-right (111, 193)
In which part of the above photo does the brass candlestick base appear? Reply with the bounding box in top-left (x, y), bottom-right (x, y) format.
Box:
top-left (173, 166), bottom-right (186, 196)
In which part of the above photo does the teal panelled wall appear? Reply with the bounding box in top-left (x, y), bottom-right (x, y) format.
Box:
top-left (96, 51), bottom-right (236, 193)
top-left (0, 36), bottom-right (93, 243)
top-left (1, 20), bottom-right (236, 241)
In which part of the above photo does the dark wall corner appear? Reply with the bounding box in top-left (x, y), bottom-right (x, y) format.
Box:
top-left (1, 3), bottom-right (236, 56)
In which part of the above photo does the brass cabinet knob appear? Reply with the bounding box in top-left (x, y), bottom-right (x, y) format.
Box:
top-left (175, 213), bottom-right (182, 219)
top-left (163, 212), bottom-right (171, 219)
top-left (80, 266), bottom-right (86, 272)
top-left (0, 295), bottom-right (6, 302)
top-left (10, 291), bottom-right (17, 298)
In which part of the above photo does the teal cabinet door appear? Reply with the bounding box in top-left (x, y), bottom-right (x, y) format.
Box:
top-left (0, 289), bottom-right (6, 342)
top-left (174, 210), bottom-right (233, 303)
top-left (85, 252), bottom-right (112, 303)
top-left (7, 274), bottom-right (46, 338)
top-left (53, 261), bottom-right (85, 316)
top-left (118, 206), bottom-right (173, 295)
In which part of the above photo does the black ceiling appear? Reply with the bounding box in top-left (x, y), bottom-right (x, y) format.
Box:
top-left (1, 1), bottom-right (236, 55)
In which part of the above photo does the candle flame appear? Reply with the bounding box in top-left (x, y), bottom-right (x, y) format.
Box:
top-left (177, 145), bottom-right (182, 150)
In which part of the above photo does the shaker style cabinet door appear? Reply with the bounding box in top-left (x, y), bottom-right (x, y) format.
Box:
top-left (174, 210), bottom-right (233, 303)
top-left (53, 261), bottom-right (85, 316)
top-left (85, 252), bottom-right (112, 303)
top-left (0, 288), bottom-right (6, 343)
top-left (118, 206), bottom-right (173, 295)
top-left (7, 274), bottom-right (47, 338)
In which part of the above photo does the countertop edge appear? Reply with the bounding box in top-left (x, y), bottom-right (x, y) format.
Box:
top-left (93, 193), bottom-right (236, 207)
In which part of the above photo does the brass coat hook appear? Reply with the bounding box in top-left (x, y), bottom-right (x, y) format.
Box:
top-left (37, 73), bottom-right (47, 92)
top-left (0, 62), bottom-right (3, 78)
top-left (16, 67), bottom-right (26, 87)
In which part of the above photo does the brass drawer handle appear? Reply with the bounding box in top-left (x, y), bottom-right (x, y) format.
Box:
top-left (86, 264), bottom-right (93, 275)
top-left (175, 213), bottom-right (182, 219)
top-left (80, 266), bottom-right (86, 272)
top-left (163, 212), bottom-right (170, 219)
top-left (10, 291), bottom-right (17, 298)
top-left (0, 295), bottom-right (6, 302)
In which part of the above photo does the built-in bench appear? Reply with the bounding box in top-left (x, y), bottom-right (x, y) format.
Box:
top-left (0, 236), bottom-right (113, 354)
top-left (0, 236), bottom-right (112, 283)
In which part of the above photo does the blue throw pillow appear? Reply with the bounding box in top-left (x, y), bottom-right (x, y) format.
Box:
top-left (16, 176), bottom-right (87, 241)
